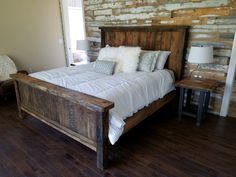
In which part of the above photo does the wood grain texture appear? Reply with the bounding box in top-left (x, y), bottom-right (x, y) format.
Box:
top-left (11, 26), bottom-right (188, 169)
top-left (84, 0), bottom-right (236, 118)
top-left (13, 80), bottom-right (26, 119)
top-left (99, 26), bottom-right (188, 80)
top-left (11, 73), bottom-right (114, 169)
top-left (96, 111), bottom-right (109, 170)
top-left (123, 91), bottom-right (176, 134)
top-left (175, 77), bottom-right (220, 92)
top-left (11, 73), bottom-right (114, 112)
top-left (1, 100), bottom-right (236, 177)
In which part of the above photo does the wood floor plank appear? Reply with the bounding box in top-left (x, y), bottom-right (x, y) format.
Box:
top-left (0, 99), bottom-right (236, 177)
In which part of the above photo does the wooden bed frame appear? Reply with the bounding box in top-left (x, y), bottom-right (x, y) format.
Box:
top-left (11, 26), bottom-right (188, 170)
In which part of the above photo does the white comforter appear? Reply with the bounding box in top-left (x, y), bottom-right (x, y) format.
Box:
top-left (31, 63), bottom-right (174, 144)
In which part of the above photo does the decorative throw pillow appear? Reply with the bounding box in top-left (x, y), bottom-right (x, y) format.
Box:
top-left (138, 50), bottom-right (160, 72)
top-left (93, 60), bottom-right (116, 75)
top-left (156, 51), bottom-right (171, 70)
top-left (97, 46), bottom-right (119, 61)
top-left (116, 46), bottom-right (141, 73)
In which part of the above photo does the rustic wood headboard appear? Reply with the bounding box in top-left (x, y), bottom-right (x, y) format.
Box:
top-left (99, 26), bottom-right (188, 80)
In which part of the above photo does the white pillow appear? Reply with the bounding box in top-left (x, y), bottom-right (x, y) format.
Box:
top-left (93, 60), bottom-right (116, 75)
top-left (116, 46), bottom-right (141, 73)
top-left (97, 46), bottom-right (119, 61)
top-left (138, 50), bottom-right (160, 72)
top-left (156, 51), bottom-right (171, 70)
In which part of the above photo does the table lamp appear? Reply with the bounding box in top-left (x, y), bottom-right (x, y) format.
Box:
top-left (77, 39), bottom-right (90, 61)
top-left (188, 46), bottom-right (213, 78)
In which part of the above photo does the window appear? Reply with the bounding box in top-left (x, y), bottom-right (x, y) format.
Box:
top-left (60, 0), bottom-right (86, 65)
top-left (68, 0), bottom-right (85, 52)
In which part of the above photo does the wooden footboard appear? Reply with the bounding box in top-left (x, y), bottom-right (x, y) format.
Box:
top-left (11, 73), bottom-right (114, 170)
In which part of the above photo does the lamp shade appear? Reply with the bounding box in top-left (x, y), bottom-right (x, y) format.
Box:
top-left (76, 40), bottom-right (90, 51)
top-left (188, 46), bottom-right (213, 64)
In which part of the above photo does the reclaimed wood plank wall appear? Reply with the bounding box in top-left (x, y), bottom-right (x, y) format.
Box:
top-left (83, 0), bottom-right (236, 118)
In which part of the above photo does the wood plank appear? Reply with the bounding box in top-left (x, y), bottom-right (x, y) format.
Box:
top-left (115, 32), bottom-right (126, 46)
top-left (96, 110), bottom-right (109, 169)
top-left (175, 78), bottom-right (219, 92)
top-left (172, 7), bottom-right (232, 18)
top-left (1, 100), bottom-right (236, 176)
top-left (123, 91), bottom-right (176, 134)
top-left (126, 31), bottom-right (140, 46)
top-left (11, 74), bottom-right (114, 112)
top-left (21, 106), bottom-right (97, 151)
top-left (13, 81), bottom-right (26, 119)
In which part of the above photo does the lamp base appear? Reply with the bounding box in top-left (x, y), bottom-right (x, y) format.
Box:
top-left (78, 50), bottom-right (90, 62)
top-left (193, 74), bottom-right (203, 79)
top-left (189, 63), bottom-right (206, 79)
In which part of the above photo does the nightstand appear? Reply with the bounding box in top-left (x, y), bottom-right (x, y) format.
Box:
top-left (175, 77), bottom-right (219, 126)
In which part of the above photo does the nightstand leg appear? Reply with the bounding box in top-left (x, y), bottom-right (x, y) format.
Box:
top-left (178, 87), bottom-right (185, 121)
top-left (196, 91), bottom-right (205, 126)
top-left (203, 92), bottom-right (210, 119)
top-left (186, 89), bottom-right (192, 108)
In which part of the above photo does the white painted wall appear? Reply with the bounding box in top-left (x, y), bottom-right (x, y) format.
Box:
top-left (0, 0), bottom-right (67, 72)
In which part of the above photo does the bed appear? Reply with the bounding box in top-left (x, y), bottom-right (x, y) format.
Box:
top-left (11, 26), bottom-right (188, 169)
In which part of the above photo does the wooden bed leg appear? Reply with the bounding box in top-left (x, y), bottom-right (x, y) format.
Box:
top-left (17, 108), bottom-right (27, 119)
top-left (96, 111), bottom-right (109, 170)
top-left (14, 81), bottom-right (26, 119)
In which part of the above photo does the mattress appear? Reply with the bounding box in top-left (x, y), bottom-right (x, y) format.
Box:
top-left (31, 63), bottom-right (175, 144)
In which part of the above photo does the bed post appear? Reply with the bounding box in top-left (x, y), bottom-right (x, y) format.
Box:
top-left (13, 81), bottom-right (27, 119)
top-left (96, 110), bottom-right (109, 170)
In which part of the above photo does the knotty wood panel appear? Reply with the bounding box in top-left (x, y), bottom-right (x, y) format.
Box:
top-left (18, 82), bottom-right (97, 141)
top-left (115, 32), bottom-right (126, 46)
top-left (105, 32), bottom-right (126, 46)
top-left (160, 31), bottom-right (172, 50)
top-left (126, 32), bottom-right (139, 46)
top-left (139, 32), bottom-right (148, 48)
top-left (105, 32), bottom-right (115, 46)
top-left (154, 31), bottom-right (162, 49)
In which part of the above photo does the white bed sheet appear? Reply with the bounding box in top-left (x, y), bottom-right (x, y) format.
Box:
top-left (31, 63), bottom-right (175, 144)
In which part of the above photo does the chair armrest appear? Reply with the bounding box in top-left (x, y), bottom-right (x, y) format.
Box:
top-left (17, 70), bottom-right (28, 75)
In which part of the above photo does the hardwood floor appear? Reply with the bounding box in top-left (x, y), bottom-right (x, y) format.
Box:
top-left (0, 98), bottom-right (236, 177)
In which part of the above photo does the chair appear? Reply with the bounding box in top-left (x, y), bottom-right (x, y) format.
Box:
top-left (0, 55), bottom-right (28, 99)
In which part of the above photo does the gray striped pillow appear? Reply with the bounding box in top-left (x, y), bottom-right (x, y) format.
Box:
top-left (138, 51), bottom-right (160, 72)
top-left (93, 60), bottom-right (116, 75)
